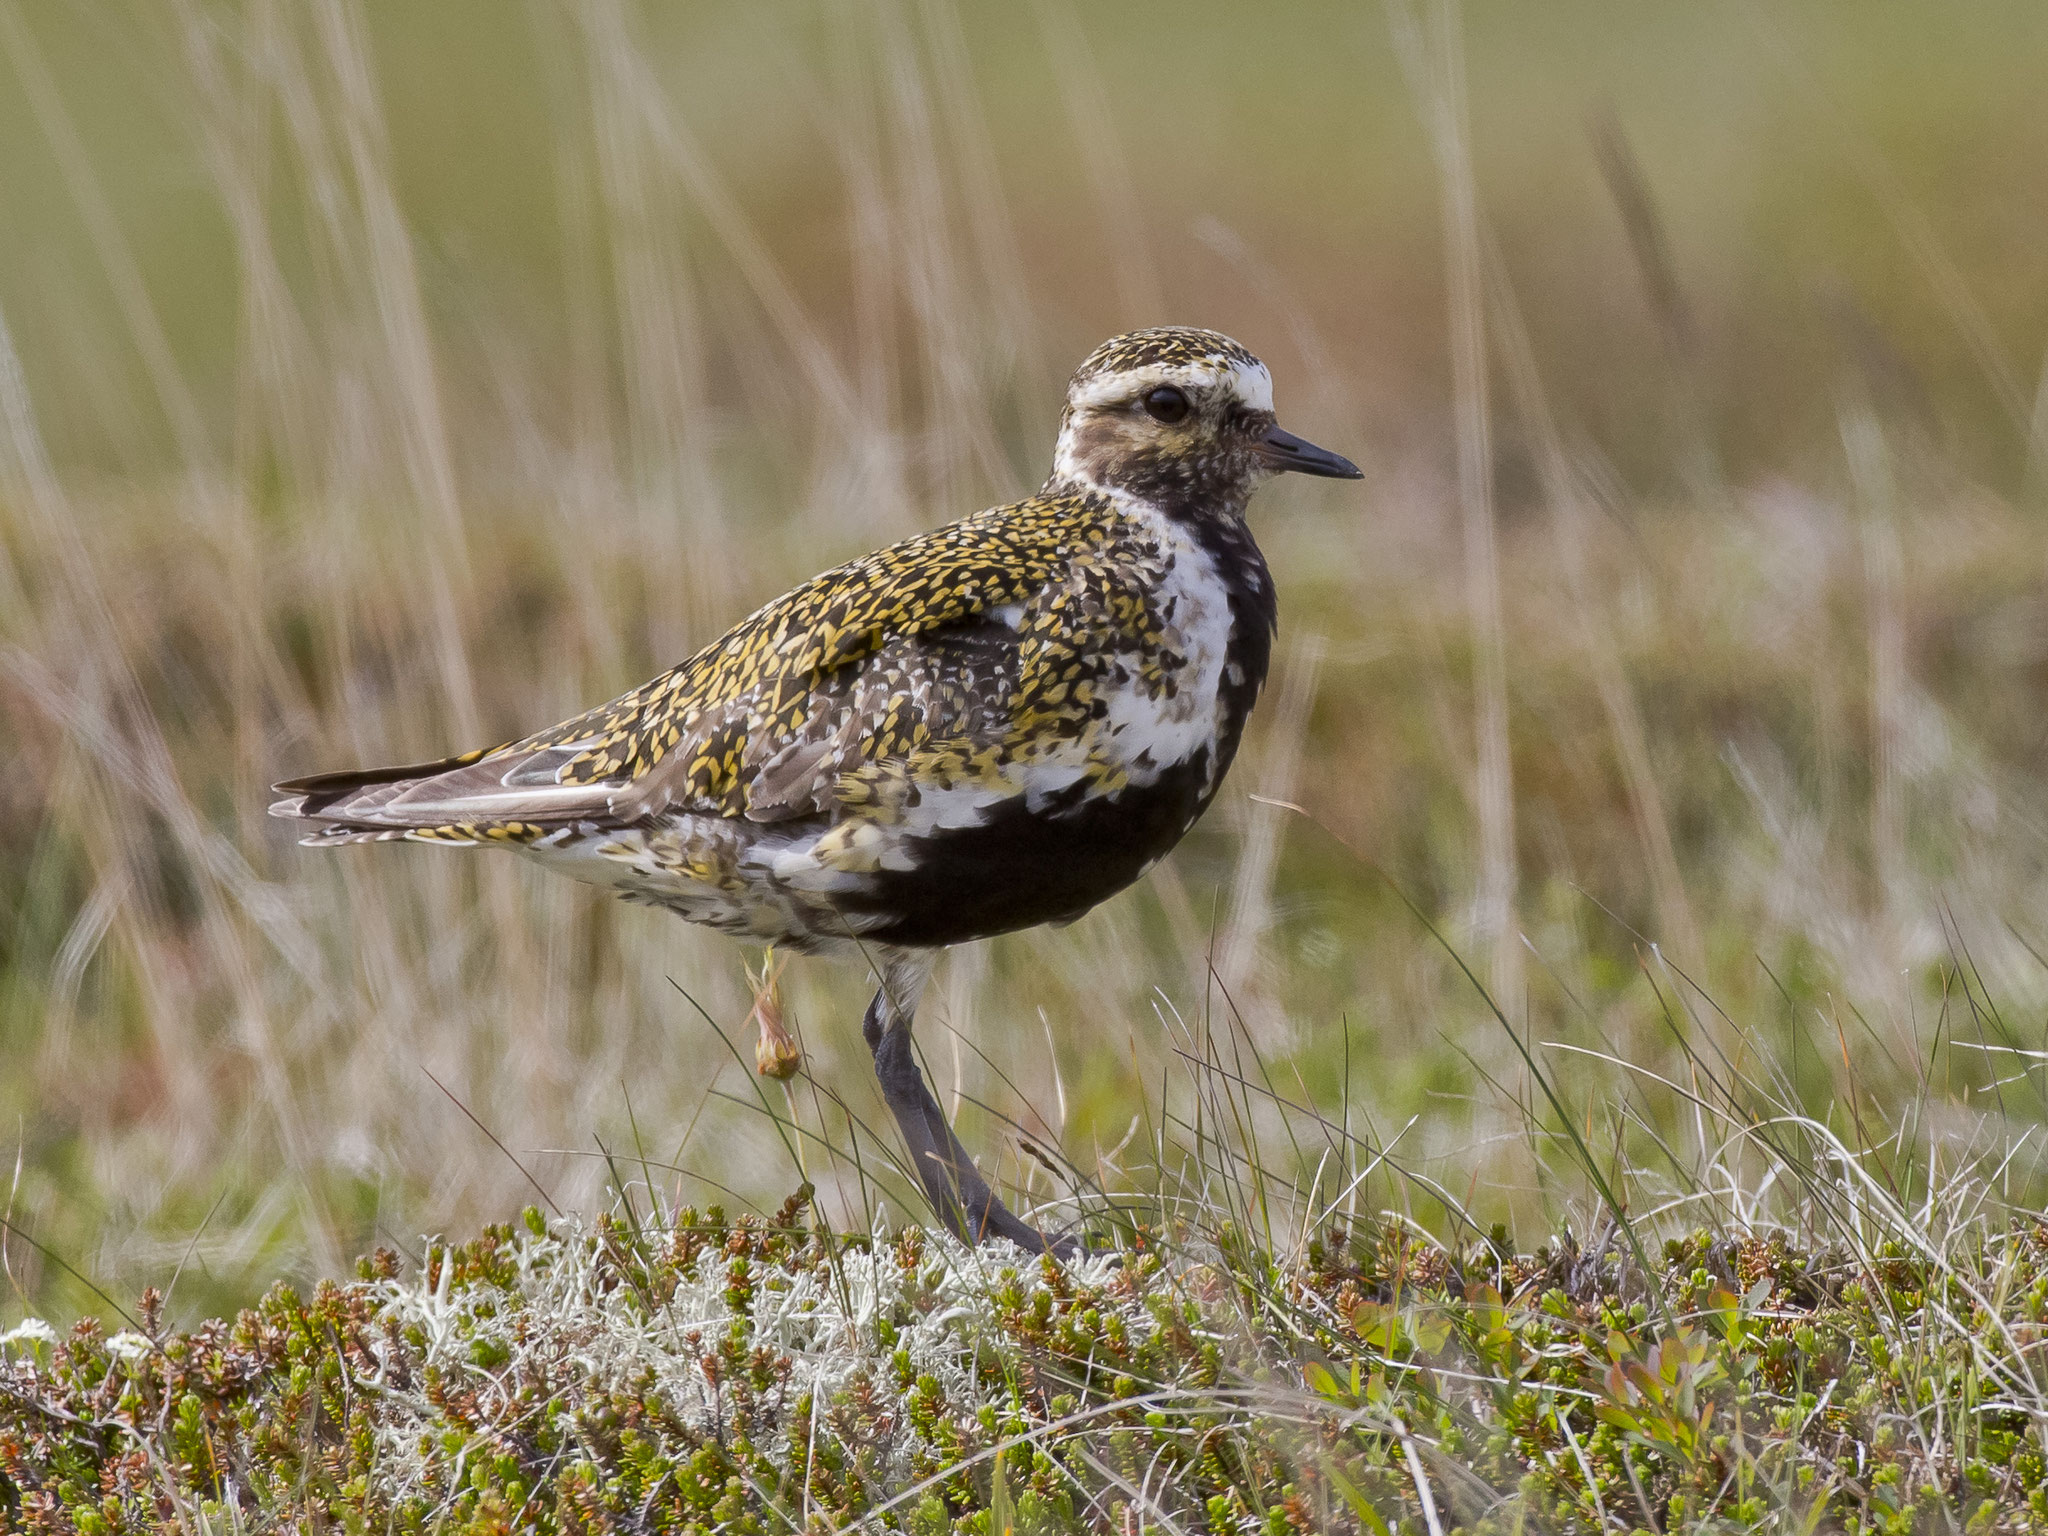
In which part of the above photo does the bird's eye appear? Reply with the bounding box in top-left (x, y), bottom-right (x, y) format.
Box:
top-left (1142, 385), bottom-right (1191, 424)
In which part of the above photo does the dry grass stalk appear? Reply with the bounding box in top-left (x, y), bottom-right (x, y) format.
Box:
top-left (1388, 0), bottom-right (1520, 1016)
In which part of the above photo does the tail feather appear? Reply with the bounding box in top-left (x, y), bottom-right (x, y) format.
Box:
top-left (269, 745), bottom-right (508, 844)
top-left (272, 745), bottom-right (501, 810)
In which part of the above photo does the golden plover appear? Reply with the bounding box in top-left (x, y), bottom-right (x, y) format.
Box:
top-left (272, 327), bottom-right (1362, 1251)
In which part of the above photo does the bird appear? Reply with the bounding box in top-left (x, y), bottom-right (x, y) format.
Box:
top-left (271, 326), bottom-right (1362, 1253)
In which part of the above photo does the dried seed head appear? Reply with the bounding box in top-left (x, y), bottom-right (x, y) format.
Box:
top-left (747, 950), bottom-right (801, 1080)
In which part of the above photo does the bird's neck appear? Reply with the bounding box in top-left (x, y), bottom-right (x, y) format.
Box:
top-left (1053, 479), bottom-right (1279, 793)
top-left (1042, 414), bottom-right (1262, 522)
top-left (1041, 477), bottom-right (1274, 625)
top-left (1041, 466), bottom-right (1254, 523)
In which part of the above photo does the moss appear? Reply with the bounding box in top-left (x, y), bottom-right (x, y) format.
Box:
top-left (2, 1205), bottom-right (2045, 1532)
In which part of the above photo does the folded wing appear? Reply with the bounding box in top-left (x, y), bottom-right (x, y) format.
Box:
top-left (270, 503), bottom-right (1077, 845)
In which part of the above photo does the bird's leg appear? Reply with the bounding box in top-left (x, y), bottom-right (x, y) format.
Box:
top-left (861, 954), bottom-right (1065, 1255)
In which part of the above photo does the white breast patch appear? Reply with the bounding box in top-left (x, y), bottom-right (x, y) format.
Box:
top-left (1093, 507), bottom-right (1236, 794)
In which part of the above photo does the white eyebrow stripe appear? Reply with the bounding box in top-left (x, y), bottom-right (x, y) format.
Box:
top-left (1069, 358), bottom-right (1273, 412)
top-left (1231, 361), bottom-right (1274, 412)
top-left (1069, 362), bottom-right (1224, 408)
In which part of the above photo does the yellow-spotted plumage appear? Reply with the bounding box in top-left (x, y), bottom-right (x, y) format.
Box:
top-left (273, 327), bottom-right (1362, 1251)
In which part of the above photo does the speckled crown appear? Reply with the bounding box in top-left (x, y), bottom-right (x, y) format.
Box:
top-left (1068, 327), bottom-right (1262, 387)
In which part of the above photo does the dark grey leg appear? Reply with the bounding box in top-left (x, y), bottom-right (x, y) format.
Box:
top-left (861, 957), bottom-right (1067, 1255)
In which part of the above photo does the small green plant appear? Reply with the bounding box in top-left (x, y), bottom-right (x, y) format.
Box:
top-left (4, 1193), bottom-right (2044, 1533)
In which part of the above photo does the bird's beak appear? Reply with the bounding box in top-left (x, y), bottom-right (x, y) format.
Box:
top-left (1256, 424), bottom-right (1363, 479)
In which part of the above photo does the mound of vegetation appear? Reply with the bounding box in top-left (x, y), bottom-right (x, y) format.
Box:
top-left (5, 1190), bottom-right (2044, 1534)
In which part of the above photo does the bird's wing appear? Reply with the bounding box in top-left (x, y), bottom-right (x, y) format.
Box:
top-left (272, 496), bottom-right (1132, 843)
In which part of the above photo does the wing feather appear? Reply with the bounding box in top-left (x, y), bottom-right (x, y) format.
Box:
top-left (269, 495), bottom-right (1125, 841)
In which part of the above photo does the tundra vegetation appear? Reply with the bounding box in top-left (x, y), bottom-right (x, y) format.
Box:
top-left (1, 2), bottom-right (2046, 1529)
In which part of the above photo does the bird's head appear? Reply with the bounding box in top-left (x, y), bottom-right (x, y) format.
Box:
top-left (1047, 327), bottom-right (1361, 517)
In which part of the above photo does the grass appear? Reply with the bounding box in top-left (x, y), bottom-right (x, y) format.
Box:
top-left (2, 0), bottom-right (2048, 1527)
top-left (5, 1010), bottom-right (2047, 1531)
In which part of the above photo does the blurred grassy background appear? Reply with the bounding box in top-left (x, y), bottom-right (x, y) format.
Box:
top-left (3, 0), bottom-right (2047, 1322)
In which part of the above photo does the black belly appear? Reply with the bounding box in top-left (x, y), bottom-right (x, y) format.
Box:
top-left (836, 751), bottom-right (1213, 949)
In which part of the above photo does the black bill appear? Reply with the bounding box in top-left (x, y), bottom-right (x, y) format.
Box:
top-left (1256, 425), bottom-right (1363, 479)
